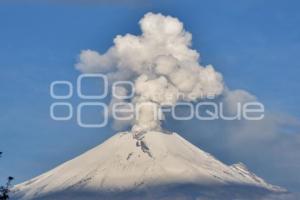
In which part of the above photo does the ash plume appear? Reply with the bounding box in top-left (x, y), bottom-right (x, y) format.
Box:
top-left (76, 12), bottom-right (224, 132)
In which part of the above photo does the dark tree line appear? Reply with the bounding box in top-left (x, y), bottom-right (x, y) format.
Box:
top-left (0, 152), bottom-right (14, 200)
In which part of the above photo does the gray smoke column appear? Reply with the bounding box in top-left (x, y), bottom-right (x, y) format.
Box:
top-left (76, 12), bottom-right (224, 132)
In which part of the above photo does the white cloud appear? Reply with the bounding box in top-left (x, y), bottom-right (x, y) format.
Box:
top-left (76, 12), bottom-right (224, 131)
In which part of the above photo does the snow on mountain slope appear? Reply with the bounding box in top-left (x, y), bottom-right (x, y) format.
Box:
top-left (12, 131), bottom-right (286, 200)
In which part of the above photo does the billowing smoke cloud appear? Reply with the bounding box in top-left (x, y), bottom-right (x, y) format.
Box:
top-left (76, 12), bottom-right (224, 132)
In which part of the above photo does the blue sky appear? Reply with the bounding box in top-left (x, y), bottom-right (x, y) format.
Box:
top-left (0, 0), bottom-right (300, 194)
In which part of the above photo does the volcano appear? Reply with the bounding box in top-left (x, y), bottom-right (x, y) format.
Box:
top-left (12, 131), bottom-right (286, 200)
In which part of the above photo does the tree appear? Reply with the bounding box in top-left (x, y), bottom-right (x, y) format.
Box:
top-left (0, 177), bottom-right (14, 200)
top-left (0, 152), bottom-right (14, 200)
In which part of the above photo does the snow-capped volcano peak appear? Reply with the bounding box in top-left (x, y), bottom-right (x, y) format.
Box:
top-left (12, 131), bottom-right (285, 200)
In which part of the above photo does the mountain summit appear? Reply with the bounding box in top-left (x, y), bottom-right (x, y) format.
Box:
top-left (12, 131), bottom-right (286, 200)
